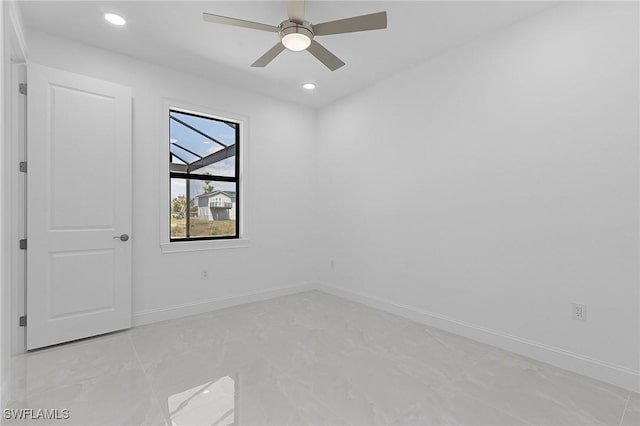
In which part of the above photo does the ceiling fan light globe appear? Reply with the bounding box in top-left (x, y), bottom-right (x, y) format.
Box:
top-left (282, 33), bottom-right (311, 51)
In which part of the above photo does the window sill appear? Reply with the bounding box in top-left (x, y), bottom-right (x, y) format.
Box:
top-left (160, 238), bottom-right (250, 253)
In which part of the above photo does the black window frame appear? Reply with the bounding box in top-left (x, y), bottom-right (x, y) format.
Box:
top-left (169, 108), bottom-right (240, 242)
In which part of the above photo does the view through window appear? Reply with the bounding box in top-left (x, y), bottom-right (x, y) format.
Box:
top-left (169, 109), bottom-right (239, 240)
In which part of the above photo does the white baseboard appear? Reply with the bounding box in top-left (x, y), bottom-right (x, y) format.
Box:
top-left (133, 280), bottom-right (639, 392)
top-left (317, 282), bottom-right (640, 393)
top-left (132, 282), bottom-right (316, 327)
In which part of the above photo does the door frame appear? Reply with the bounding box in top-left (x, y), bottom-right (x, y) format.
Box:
top-left (3, 2), bottom-right (28, 358)
top-left (1, 0), bottom-right (28, 408)
top-left (5, 4), bottom-right (28, 356)
top-left (8, 61), bottom-right (27, 355)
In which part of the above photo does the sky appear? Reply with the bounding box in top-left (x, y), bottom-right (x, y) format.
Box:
top-left (170, 110), bottom-right (238, 200)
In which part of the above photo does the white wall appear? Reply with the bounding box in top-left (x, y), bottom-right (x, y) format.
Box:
top-left (316, 2), bottom-right (639, 390)
top-left (1, 0), bottom-right (8, 409)
top-left (25, 31), bottom-right (317, 325)
top-left (10, 0), bottom-right (639, 395)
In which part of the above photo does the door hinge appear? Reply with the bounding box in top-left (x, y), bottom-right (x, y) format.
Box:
top-left (19, 316), bottom-right (26, 327)
top-left (19, 239), bottom-right (27, 250)
top-left (18, 83), bottom-right (27, 95)
top-left (19, 161), bottom-right (27, 173)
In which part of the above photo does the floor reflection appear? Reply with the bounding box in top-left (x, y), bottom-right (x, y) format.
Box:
top-left (168, 375), bottom-right (236, 425)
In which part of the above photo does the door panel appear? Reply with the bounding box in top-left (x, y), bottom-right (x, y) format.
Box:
top-left (48, 85), bottom-right (117, 229)
top-left (49, 250), bottom-right (115, 318)
top-left (27, 63), bottom-right (132, 350)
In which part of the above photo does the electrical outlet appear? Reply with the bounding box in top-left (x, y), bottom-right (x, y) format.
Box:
top-left (201, 269), bottom-right (209, 280)
top-left (572, 303), bottom-right (586, 321)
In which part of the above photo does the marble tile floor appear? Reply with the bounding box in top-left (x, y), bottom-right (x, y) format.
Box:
top-left (3, 290), bottom-right (638, 426)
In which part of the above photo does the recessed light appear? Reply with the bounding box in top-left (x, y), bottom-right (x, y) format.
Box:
top-left (104, 13), bottom-right (126, 26)
top-left (302, 83), bottom-right (316, 90)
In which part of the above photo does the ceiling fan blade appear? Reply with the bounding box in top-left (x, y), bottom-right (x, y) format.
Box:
top-left (251, 43), bottom-right (286, 67)
top-left (313, 11), bottom-right (387, 36)
top-left (287, 0), bottom-right (305, 24)
top-left (203, 13), bottom-right (279, 32)
top-left (307, 40), bottom-right (345, 71)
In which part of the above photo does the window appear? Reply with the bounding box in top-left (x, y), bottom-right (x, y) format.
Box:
top-left (169, 109), bottom-right (240, 241)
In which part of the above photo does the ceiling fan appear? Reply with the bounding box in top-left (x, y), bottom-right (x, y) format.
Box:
top-left (202, 0), bottom-right (387, 71)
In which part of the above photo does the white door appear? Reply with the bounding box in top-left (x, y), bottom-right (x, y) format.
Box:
top-left (26, 63), bottom-right (132, 350)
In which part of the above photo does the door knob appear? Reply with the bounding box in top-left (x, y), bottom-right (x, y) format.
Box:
top-left (113, 234), bottom-right (129, 242)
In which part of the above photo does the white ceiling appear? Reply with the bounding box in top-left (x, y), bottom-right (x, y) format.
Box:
top-left (19, 1), bottom-right (556, 108)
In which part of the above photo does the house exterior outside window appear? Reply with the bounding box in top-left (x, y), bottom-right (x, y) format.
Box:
top-left (168, 108), bottom-right (240, 241)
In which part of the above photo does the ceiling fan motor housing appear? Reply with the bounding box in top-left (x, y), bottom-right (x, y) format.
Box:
top-left (279, 20), bottom-right (314, 47)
